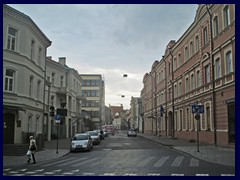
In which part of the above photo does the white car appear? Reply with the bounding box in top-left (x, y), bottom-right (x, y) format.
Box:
top-left (127, 129), bottom-right (137, 137)
top-left (70, 133), bottom-right (93, 152)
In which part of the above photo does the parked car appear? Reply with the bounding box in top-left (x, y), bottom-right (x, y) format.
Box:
top-left (70, 133), bottom-right (93, 152)
top-left (94, 129), bottom-right (104, 140)
top-left (87, 131), bottom-right (101, 145)
top-left (127, 129), bottom-right (137, 137)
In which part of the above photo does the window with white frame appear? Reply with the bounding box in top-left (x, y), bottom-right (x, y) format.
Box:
top-left (174, 83), bottom-right (177, 97)
top-left (31, 39), bottom-right (35, 60)
top-left (51, 72), bottom-right (55, 86)
top-left (190, 73), bottom-right (195, 90)
top-left (205, 65), bottom-right (210, 84)
top-left (173, 58), bottom-right (177, 70)
top-left (184, 107), bottom-right (189, 130)
top-left (178, 81), bottom-right (182, 96)
top-left (226, 51), bottom-right (233, 74)
top-left (213, 16), bottom-right (219, 37)
top-left (223, 5), bottom-right (230, 28)
top-left (175, 111), bottom-right (177, 130)
top-left (29, 76), bottom-right (34, 97)
top-left (4, 69), bottom-right (15, 92)
top-left (215, 58), bottom-right (222, 79)
top-left (7, 27), bottom-right (17, 51)
top-left (37, 80), bottom-right (41, 100)
top-left (38, 47), bottom-right (42, 66)
top-left (206, 106), bottom-right (211, 130)
top-left (179, 109), bottom-right (183, 130)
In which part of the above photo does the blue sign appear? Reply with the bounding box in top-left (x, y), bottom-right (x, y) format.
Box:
top-left (55, 115), bottom-right (61, 120)
top-left (192, 105), bottom-right (204, 114)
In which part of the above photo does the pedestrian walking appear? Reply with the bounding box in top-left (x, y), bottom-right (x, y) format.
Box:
top-left (27, 136), bottom-right (37, 164)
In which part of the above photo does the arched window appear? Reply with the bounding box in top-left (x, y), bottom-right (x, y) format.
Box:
top-left (223, 5), bottom-right (230, 28)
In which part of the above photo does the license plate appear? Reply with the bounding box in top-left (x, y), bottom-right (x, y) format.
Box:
top-left (76, 145), bottom-right (82, 148)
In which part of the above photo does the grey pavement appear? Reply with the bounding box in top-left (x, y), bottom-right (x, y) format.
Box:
top-left (3, 133), bottom-right (235, 167)
top-left (137, 133), bottom-right (235, 167)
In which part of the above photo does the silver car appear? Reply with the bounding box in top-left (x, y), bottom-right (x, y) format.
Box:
top-left (127, 129), bottom-right (137, 137)
top-left (87, 131), bottom-right (101, 145)
top-left (70, 133), bottom-right (93, 152)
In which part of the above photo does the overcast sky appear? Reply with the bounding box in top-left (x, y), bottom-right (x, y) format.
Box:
top-left (8, 4), bottom-right (198, 109)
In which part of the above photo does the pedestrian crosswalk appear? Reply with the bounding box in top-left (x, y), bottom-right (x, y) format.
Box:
top-left (3, 155), bottom-right (235, 176)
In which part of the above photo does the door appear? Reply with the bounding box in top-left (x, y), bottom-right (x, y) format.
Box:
top-left (4, 113), bottom-right (15, 144)
top-left (228, 103), bottom-right (235, 143)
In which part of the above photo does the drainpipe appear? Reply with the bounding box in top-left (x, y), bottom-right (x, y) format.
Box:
top-left (206, 4), bottom-right (217, 145)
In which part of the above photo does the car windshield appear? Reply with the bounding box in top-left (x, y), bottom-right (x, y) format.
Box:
top-left (88, 131), bottom-right (98, 136)
top-left (73, 135), bottom-right (88, 140)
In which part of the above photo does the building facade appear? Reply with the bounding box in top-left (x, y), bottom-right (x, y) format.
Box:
top-left (142, 4), bottom-right (235, 147)
top-left (80, 74), bottom-right (105, 130)
top-left (3, 4), bottom-right (51, 147)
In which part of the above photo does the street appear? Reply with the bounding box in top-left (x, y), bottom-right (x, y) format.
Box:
top-left (3, 131), bottom-right (235, 176)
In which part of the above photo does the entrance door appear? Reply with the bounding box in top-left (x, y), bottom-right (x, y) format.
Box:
top-left (4, 113), bottom-right (15, 144)
top-left (228, 103), bottom-right (235, 143)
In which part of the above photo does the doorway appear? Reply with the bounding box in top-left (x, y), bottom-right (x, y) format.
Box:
top-left (4, 113), bottom-right (15, 144)
top-left (228, 103), bottom-right (235, 143)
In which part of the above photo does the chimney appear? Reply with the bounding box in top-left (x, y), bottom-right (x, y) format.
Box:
top-left (59, 57), bottom-right (66, 66)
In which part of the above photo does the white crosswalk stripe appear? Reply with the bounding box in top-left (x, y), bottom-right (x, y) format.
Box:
top-left (41, 157), bottom-right (75, 167)
top-left (171, 156), bottom-right (184, 166)
top-left (56, 157), bottom-right (88, 167)
top-left (71, 157), bottom-right (99, 167)
top-left (153, 156), bottom-right (169, 167)
top-left (138, 156), bottom-right (155, 167)
top-left (190, 158), bottom-right (199, 167)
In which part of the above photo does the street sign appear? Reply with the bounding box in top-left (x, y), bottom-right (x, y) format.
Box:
top-left (55, 115), bottom-right (61, 123)
top-left (192, 105), bottom-right (204, 114)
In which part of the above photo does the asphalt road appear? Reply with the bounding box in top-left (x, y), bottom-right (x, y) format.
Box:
top-left (3, 132), bottom-right (235, 176)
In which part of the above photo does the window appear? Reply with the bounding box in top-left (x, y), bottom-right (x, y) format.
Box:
top-left (206, 106), bottom-right (211, 130)
top-left (178, 82), bottom-right (182, 96)
top-left (191, 74), bottom-right (195, 90)
top-left (184, 108), bottom-right (189, 130)
top-left (215, 58), bottom-right (221, 79)
top-left (205, 65), bottom-right (210, 84)
top-left (37, 80), bottom-right (41, 100)
top-left (179, 110), bottom-right (183, 130)
top-left (184, 46), bottom-right (189, 61)
top-left (51, 72), bottom-right (55, 86)
top-left (174, 111), bottom-right (177, 130)
top-left (174, 84), bottom-right (177, 97)
top-left (38, 47), bottom-right (42, 66)
top-left (223, 5), bottom-right (230, 28)
top-left (185, 77), bottom-right (189, 93)
top-left (190, 41), bottom-right (194, 57)
top-left (169, 62), bottom-right (171, 75)
top-left (213, 16), bottom-right (219, 37)
top-left (203, 27), bottom-right (208, 45)
top-left (7, 27), bottom-right (17, 51)
top-left (195, 36), bottom-right (199, 52)
top-left (28, 116), bottom-right (33, 133)
top-left (29, 76), bottom-right (34, 97)
top-left (31, 39), bottom-right (35, 60)
top-left (173, 58), bottom-right (177, 70)
top-left (50, 96), bottom-right (55, 106)
top-left (4, 69), bottom-right (15, 92)
top-left (226, 51), bottom-right (233, 74)
top-left (178, 54), bottom-right (181, 68)
top-left (60, 76), bottom-right (64, 87)
top-left (196, 70), bottom-right (201, 88)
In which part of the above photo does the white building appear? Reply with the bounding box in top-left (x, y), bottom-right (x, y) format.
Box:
top-left (45, 57), bottom-right (84, 140)
top-left (3, 4), bottom-right (51, 146)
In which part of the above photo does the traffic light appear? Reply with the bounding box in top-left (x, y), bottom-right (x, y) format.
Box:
top-left (50, 106), bottom-right (55, 117)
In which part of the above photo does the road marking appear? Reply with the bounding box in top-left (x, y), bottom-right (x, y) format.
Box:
top-left (171, 156), bottom-right (184, 166)
top-left (171, 174), bottom-right (184, 176)
top-left (53, 169), bottom-right (62, 172)
top-left (11, 174), bottom-right (25, 176)
top-left (56, 157), bottom-right (88, 167)
top-left (190, 158), bottom-right (199, 166)
top-left (153, 156), bottom-right (169, 167)
top-left (3, 168), bottom-right (11, 171)
top-left (102, 149), bottom-right (112, 151)
top-left (82, 173), bottom-right (95, 176)
top-left (138, 156), bottom-right (155, 167)
top-left (43, 172), bottom-right (55, 175)
top-left (71, 157), bottom-right (99, 167)
top-left (35, 169), bottom-right (45, 172)
top-left (9, 171), bottom-right (19, 174)
top-left (101, 173), bottom-right (116, 176)
top-left (125, 173), bottom-right (137, 176)
top-left (221, 174), bottom-right (235, 176)
top-left (71, 169), bottom-right (79, 173)
top-left (148, 173), bottom-right (161, 176)
top-left (62, 172), bottom-right (74, 175)
top-left (196, 174), bottom-right (209, 176)
top-left (18, 169), bottom-right (27, 172)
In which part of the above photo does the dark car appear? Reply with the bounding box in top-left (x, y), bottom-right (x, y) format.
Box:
top-left (127, 129), bottom-right (137, 137)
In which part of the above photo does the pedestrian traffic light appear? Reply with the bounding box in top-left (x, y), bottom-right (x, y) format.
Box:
top-left (50, 106), bottom-right (55, 117)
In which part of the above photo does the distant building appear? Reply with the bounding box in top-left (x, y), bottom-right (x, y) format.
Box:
top-left (3, 4), bottom-right (51, 148)
top-left (80, 74), bottom-right (105, 130)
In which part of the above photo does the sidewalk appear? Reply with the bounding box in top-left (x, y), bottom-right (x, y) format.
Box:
top-left (3, 138), bottom-right (71, 167)
top-left (137, 133), bottom-right (235, 167)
